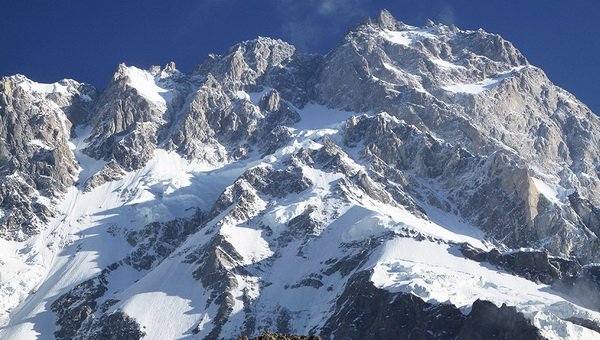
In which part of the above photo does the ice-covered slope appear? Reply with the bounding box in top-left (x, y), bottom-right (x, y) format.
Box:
top-left (2, 9), bottom-right (600, 340)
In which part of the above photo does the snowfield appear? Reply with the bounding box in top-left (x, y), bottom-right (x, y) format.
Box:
top-left (442, 66), bottom-right (528, 94)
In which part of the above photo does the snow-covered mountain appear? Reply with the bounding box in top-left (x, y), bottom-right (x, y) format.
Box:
top-left (2, 9), bottom-right (600, 339)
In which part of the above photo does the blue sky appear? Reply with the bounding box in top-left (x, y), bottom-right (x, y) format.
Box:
top-left (2, 0), bottom-right (599, 113)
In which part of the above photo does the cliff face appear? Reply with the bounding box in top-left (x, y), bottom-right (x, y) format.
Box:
top-left (0, 75), bottom-right (94, 240)
top-left (1, 9), bottom-right (600, 340)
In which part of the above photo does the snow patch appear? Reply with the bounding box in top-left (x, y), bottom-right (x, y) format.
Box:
top-left (17, 79), bottom-right (71, 95)
top-left (379, 28), bottom-right (436, 47)
top-left (116, 260), bottom-right (206, 340)
top-left (124, 66), bottom-right (172, 107)
top-left (221, 225), bottom-right (273, 265)
top-left (234, 90), bottom-right (251, 101)
top-left (28, 139), bottom-right (53, 150)
top-left (431, 58), bottom-right (465, 69)
top-left (247, 87), bottom-right (271, 105)
top-left (294, 103), bottom-right (357, 131)
top-left (531, 177), bottom-right (570, 205)
top-left (339, 208), bottom-right (389, 243)
top-left (442, 67), bottom-right (526, 94)
top-left (79, 93), bottom-right (92, 102)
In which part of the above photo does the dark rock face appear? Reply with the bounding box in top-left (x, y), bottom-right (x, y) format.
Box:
top-left (459, 243), bottom-right (600, 312)
top-left (563, 265), bottom-right (600, 311)
top-left (51, 269), bottom-right (111, 340)
top-left (319, 271), bottom-right (544, 340)
top-left (277, 206), bottom-right (322, 246)
top-left (83, 159), bottom-right (125, 191)
top-left (459, 243), bottom-right (574, 285)
top-left (207, 163), bottom-right (312, 227)
top-left (123, 210), bottom-right (206, 270)
top-left (87, 311), bottom-right (145, 340)
top-left (458, 300), bottom-right (545, 340)
top-left (319, 271), bottom-right (463, 339)
top-left (239, 332), bottom-right (321, 340)
top-left (569, 191), bottom-right (600, 238)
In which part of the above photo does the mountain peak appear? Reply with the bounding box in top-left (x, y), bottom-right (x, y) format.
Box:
top-left (377, 9), bottom-right (397, 28)
top-left (367, 8), bottom-right (407, 30)
top-left (2, 74), bottom-right (83, 96)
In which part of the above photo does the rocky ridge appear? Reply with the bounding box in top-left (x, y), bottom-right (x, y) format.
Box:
top-left (0, 75), bottom-right (95, 240)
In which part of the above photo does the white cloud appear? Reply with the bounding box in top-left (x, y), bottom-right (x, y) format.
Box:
top-left (436, 5), bottom-right (456, 25)
top-left (275, 0), bottom-right (369, 51)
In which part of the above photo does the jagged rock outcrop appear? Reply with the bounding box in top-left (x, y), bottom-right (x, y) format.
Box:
top-left (83, 63), bottom-right (191, 171)
top-left (319, 271), bottom-right (544, 340)
top-left (0, 75), bottom-right (94, 240)
top-left (319, 9), bottom-right (600, 206)
top-left (194, 37), bottom-right (296, 90)
top-left (343, 111), bottom-right (600, 262)
top-left (239, 332), bottom-right (320, 340)
top-left (82, 39), bottom-right (307, 179)
top-left (87, 311), bottom-right (145, 340)
top-left (460, 243), bottom-right (600, 312)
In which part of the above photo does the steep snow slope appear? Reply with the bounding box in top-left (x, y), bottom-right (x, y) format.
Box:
top-left (0, 123), bottom-right (248, 335)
